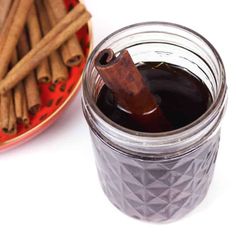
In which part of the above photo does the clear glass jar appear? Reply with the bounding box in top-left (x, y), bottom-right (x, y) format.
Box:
top-left (82, 22), bottom-right (227, 222)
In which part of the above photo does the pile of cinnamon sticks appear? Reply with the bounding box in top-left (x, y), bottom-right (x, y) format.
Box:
top-left (0, 0), bottom-right (91, 134)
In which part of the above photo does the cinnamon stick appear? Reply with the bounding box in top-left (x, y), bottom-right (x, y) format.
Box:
top-left (44, 0), bottom-right (84, 67)
top-left (0, 0), bottom-right (13, 133)
top-left (0, 4), bottom-right (91, 94)
top-left (0, 0), bottom-right (33, 80)
top-left (12, 50), bottom-right (22, 120)
top-left (17, 30), bottom-right (41, 115)
top-left (27, 3), bottom-right (51, 83)
top-left (0, 0), bottom-right (20, 68)
top-left (36, 0), bottom-right (68, 84)
top-left (0, 0), bottom-right (20, 134)
top-left (12, 50), bottom-right (29, 125)
top-left (0, 92), bottom-right (10, 133)
top-left (0, 90), bottom-right (16, 134)
top-left (0, 0), bottom-right (32, 129)
top-left (14, 82), bottom-right (29, 125)
top-left (0, 96), bottom-right (1, 128)
top-left (0, 0), bottom-right (12, 29)
top-left (95, 49), bottom-right (171, 132)
top-left (8, 91), bottom-right (17, 134)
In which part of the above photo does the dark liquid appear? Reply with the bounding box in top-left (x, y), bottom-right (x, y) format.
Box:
top-left (97, 62), bottom-right (212, 132)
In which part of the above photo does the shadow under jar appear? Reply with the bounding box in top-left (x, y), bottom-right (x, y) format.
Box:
top-left (82, 22), bottom-right (227, 222)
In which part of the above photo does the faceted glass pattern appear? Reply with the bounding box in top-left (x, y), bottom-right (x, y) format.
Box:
top-left (91, 131), bottom-right (220, 222)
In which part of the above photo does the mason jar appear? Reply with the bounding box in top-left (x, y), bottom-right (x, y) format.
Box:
top-left (82, 22), bottom-right (227, 222)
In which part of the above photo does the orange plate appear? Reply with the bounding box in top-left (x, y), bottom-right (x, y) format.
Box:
top-left (0, 0), bottom-right (92, 152)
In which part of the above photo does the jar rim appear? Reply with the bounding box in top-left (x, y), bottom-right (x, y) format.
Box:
top-left (83, 21), bottom-right (227, 142)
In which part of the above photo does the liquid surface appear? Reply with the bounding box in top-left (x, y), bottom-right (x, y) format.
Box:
top-left (97, 62), bottom-right (212, 132)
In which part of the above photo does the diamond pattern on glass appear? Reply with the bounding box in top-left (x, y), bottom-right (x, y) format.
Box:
top-left (92, 133), bottom-right (220, 222)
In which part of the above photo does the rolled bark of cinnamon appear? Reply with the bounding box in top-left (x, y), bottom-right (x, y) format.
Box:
top-left (95, 49), bottom-right (171, 132)
top-left (0, 0), bottom-right (13, 132)
top-left (17, 30), bottom-right (41, 115)
top-left (0, 4), bottom-right (91, 94)
top-left (0, 0), bottom-right (12, 29)
top-left (12, 50), bottom-right (29, 125)
top-left (12, 50), bottom-right (22, 120)
top-left (8, 91), bottom-right (17, 134)
top-left (0, 0), bottom-right (33, 80)
top-left (0, 90), bottom-right (16, 134)
top-left (0, 92), bottom-right (10, 133)
top-left (0, 0), bottom-right (21, 134)
top-left (14, 83), bottom-right (24, 121)
top-left (0, 0), bottom-right (20, 64)
top-left (14, 82), bottom-right (29, 125)
top-left (0, 96), bottom-right (1, 127)
top-left (27, 3), bottom-right (51, 83)
top-left (36, 0), bottom-right (68, 84)
top-left (44, 0), bottom-right (84, 67)
top-left (49, 48), bottom-right (69, 84)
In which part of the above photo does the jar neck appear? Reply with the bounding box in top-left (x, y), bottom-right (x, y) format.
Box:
top-left (82, 22), bottom-right (227, 157)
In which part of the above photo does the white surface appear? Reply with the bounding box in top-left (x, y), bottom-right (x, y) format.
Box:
top-left (0, 0), bottom-right (235, 235)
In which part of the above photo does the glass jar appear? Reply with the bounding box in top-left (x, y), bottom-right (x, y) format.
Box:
top-left (82, 22), bottom-right (227, 222)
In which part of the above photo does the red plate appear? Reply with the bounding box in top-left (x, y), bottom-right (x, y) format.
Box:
top-left (0, 0), bottom-right (92, 152)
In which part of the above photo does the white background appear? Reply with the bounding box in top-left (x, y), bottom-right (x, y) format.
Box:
top-left (0, 0), bottom-right (235, 235)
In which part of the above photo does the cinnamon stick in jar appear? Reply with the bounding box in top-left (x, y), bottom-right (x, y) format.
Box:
top-left (27, 3), bottom-right (51, 83)
top-left (44, 0), bottom-right (84, 67)
top-left (95, 49), bottom-right (171, 132)
top-left (17, 30), bottom-right (41, 115)
top-left (36, 0), bottom-right (68, 84)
